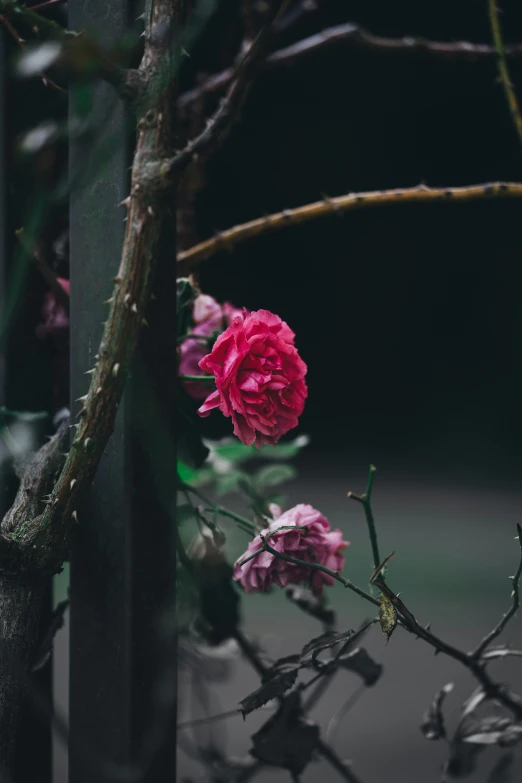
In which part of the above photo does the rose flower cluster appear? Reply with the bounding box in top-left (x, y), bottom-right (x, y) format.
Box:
top-left (179, 290), bottom-right (348, 594)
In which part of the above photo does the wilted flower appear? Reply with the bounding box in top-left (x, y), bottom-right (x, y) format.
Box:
top-left (198, 309), bottom-right (307, 447)
top-left (233, 504), bottom-right (348, 595)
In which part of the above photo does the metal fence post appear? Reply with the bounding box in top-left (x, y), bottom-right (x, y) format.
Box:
top-left (69, 1), bottom-right (178, 781)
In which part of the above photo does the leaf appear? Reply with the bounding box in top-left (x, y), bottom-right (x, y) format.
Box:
top-left (420, 682), bottom-right (454, 741)
top-left (239, 668), bottom-right (299, 717)
top-left (250, 692), bottom-right (319, 775)
top-left (210, 433), bottom-right (309, 464)
top-left (299, 623), bottom-right (370, 667)
top-left (379, 591), bottom-right (397, 641)
top-left (253, 464), bottom-right (297, 492)
top-left (285, 586), bottom-right (335, 626)
top-left (340, 647), bottom-right (383, 686)
top-left (462, 717), bottom-right (522, 748)
top-left (215, 470), bottom-right (252, 496)
top-left (31, 599), bottom-right (69, 673)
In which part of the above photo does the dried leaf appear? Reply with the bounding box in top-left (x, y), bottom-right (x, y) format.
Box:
top-left (285, 586), bottom-right (335, 626)
top-left (300, 620), bottom-right (373, 666)
top-left (239, 668), bottom-right (299, 717)
top-left (340, 647), bottom-right (383, 686)
top-left (420, 682), bottom-right (454, 740)
top-left (379, 591), bottom-right (397, 641)
top-left (250, 692), bottom-right (319, 775)
top-left (462, 718), bottom-right (522, 748)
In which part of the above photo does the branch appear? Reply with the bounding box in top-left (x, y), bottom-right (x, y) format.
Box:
top-left (2, 0), bottom-right (183, 575)
top-left (178, 22), bottom-right (522, 112)
top-left (348, 465), bottom-right (381, 573)
top-left (488, 0), bottom-right (522, 150)
top-left (471, 522), bottom-right (522, 658)
top-left (165, 0), bottom-right (291, 181)
top-left (177, 182), bottom-right (522, 270)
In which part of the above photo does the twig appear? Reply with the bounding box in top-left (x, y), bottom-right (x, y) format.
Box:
top-left (166, 0), bottom-right (291, 180)
top-left (31, 0), bottom-right (67, 10)
top-left (325, 684), bottom-right (366, 744)
top-left (471, 522), bottom-right (522, 658)
top-left (177, 182), bottom-right (522, 270)
top-left (177, 704), bottom-right (274, 730)
top-left (316, 739), bottom-right (362, 783)
top-left (488, 0), bottom-right (522, 150)
top-left (178, 22), bottom-right (522, 112)
top-left (348, 465), bottom-right (381, 573)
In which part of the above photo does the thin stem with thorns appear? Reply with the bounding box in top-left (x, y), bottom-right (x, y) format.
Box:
top-left (178, 22), bottom-right (522, 113)
top-left (177, 182), bottom-right (522, 271)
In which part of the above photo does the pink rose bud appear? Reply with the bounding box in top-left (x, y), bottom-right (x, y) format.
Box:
top-left (179, 294), bottom-right (243, 400)
top-left (233, 504), bottom-right (349, 595)
top-left (36, 278), bottom-right (70, 340)
top-left (197, 309), bottom-right (307, 447)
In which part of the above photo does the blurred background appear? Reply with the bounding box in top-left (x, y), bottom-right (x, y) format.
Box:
top-left (2, 0), bottom-right (522, 781)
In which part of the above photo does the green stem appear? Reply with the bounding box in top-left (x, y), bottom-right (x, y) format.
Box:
top-left (179, 481), bottom-right (256, 533)
top-left (348, 465), bottom-right (382, 576)
top-left (488, 0), bottom-right (522, 151)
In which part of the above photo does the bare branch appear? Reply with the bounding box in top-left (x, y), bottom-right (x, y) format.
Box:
top-left (472, 523), bottom-right (522, 659)
top-left (177, 182), bottom-right (522, 271)
top-left (166, 0), bottom-right (291, 181)
top-left (178, 22), bottom-right (522, 113)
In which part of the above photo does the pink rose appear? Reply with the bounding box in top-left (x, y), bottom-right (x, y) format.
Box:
top-left (36, 278), bottom-right (70, 341)
top-left (179, 294), bottom-right (243, 400)
top-left (197, 309), bottom-right (307, 447)
top-left (233, 504), bottom-right (349, 595)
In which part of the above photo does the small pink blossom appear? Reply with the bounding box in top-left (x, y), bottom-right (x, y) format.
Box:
top-left (36, 278), bottom-right (70, 341)
top-left (233, 504), bottom-right (349, 595)
top-left (198, 309), bottom-right (307, 447)
top-left (179, 294), bottom-right (244, 400)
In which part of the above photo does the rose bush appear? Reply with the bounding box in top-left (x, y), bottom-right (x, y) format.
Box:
top-left (198, 309), bottom-right (307, 447)
top-left (233, 503), bottom-right (349, 595)
top-left (179, 293), bottom-right (242, 399)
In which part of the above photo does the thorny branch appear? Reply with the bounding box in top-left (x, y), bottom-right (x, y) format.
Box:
top-left (163, 0), bottom-right (291, 182)
top-left (178, 21), bottom-right (522, 112)
top-left (177, 182), bottom-right (522, 271)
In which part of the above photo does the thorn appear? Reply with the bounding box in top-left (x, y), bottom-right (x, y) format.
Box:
top-left (104, 297), bottom-right (114, 305)
top-left (96, 387), bottom-right (102, 395)
top-left (131, 302), bottom-right (138, 314)
top-left (69, 424), bottom-right (79, 429)
top-left (112, 363), bottom-right (120, 377)
top-left (147, 206), bottom-right (154, 216)
top-left (84, 438), bottom-right (91, 448)
top-left (72, 510), bottom-right (78, 524)
top-left (142, 317), bottom-right (149, 327)
top-left (75, 395), bottom-right (88, 403)
top-left (113, 276), bottom-right (123, 284)
top-left (85, 368), bottom-right (96, 375)
top-left (124, 293), bottom-right (131, 305)
top-left (119, 196), bottom-right (131, 208)
top-left (70, 479), bottom-right (77, 490)
top-left (94, 354), bottom-right (99, 359)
